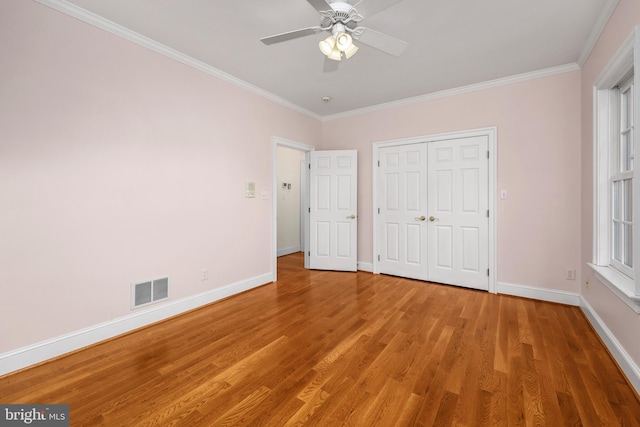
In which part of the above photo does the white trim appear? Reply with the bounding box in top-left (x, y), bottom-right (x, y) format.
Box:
top-left (372, 127), bottom-right (497, 294)
top-left (594, 30), bottom-right (635, 89)
top-left (277, 245), bottom-right (301, 257)
top-left (300, 159), bottom-right (307, 262)
top-left (588, 264), bottom-right (640, 313)
top-left (323, 64), bottom-right (580, 122)
top-left (577, 0), bottom-right (620, 67)
top-left (271, 137), bottom-right (315, 281)
top-left (580, 297), bottom-right (640, 395)
top-left (0, 273), bottom-right (272, 376)
top-left (34, 0), bottom-right (321, 121)
top-left (594, 86), bottom-right (614, 264)
top-left (497, 282), bottom-right (581, 306)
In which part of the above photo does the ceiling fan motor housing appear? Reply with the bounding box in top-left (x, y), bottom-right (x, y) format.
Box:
top-left (321, 2), bottom-right (362, 33)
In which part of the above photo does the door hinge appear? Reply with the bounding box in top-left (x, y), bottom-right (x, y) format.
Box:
top-left (487, 269), bottom-right (490, 276)
top-left (378, 254), bottom-right (381, 261)
top-left (377, 160), bottom-right (380, 167)
top-left (378, 208), bottom-right (380, 214)
top-left (308, 251), bottom-right (311, 256)
top-left (487, 151), bottom-right (490, 159)
top-left (309, 207), bottom-right (311, 213)
top-left (308, 163), bottom-right (311, 169)
top-left (487, 209), bottom-right (489, 218)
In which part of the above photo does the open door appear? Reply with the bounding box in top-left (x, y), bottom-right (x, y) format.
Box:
top-left (309, 150), bottom-right (358, 271)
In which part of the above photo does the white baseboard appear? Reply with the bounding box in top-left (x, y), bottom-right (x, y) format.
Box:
top-left (277, 246), bottom-right (301, 257)
top-left (0, 273), bottom-right (273, 377)
top-left (357, 261), bottom-right (373, 273)
top-left (580, 297), bottom-right (640, 395)
top-left (497, 281), bottom-right (581, 306)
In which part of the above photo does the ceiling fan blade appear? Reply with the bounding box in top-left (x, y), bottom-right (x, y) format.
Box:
top-left (356, 28), bottom-right (407, 57)
top-left (352, 0), bottom-right (403, 18)
top-left (306, 0), bottom-right (331, 12)
top-left (323, 57), bottom-right (340, 73)
top-left (261, 27), bottom-right (323, 45)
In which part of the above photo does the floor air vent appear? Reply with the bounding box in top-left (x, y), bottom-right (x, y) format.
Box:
top-left (132, 277), bottom-right (169, 309)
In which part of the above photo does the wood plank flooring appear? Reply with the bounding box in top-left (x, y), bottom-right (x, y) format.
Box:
top-left (2, 252), bottom-right (640, 426)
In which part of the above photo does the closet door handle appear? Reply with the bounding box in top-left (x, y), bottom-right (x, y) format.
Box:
top-left (415, 216), bottom-right (426, 221)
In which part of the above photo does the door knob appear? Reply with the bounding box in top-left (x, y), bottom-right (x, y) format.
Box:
top-left (429, 216), bottom-right (439, 222)
top-left (415, 216), bottom-right (426, 221)
top-left (347, 214), bottom-right (356, 219)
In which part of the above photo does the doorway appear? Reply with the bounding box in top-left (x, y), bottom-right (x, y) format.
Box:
top-left (272, 139), bottom-right (359, 280)
top-left (276, 145), bottom-right (306, 257)
top-left (372, 127), bottom-right (497, 293)
top-left (272, 137), bottom-right (314, 281)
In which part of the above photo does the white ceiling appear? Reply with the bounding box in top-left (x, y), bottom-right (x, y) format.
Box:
top-left (57, 0), bottom-right (613, 118)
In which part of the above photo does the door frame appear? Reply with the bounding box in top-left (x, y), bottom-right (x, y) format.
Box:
top-left (372, 127), bottom-right (498, 294)
top-left (272, 137), bottom-right (315, 282)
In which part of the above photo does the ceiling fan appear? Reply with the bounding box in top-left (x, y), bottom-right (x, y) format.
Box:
top-left (260, 0), bottom-right (408, 70)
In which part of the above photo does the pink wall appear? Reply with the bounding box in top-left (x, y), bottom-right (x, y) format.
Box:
top-left (321, 72), bottom-right (582, 293)
top-left (580, 0), bottom-right (640, 366)
top-left (0, 1), bottom-right (320, 352)
top-left (3, 0), bottom-right (631, 374)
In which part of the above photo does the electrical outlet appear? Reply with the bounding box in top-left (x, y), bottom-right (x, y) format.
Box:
top-left (565, 269), bottom-right (576, 280)
top-left (201, 268), bottom-right (208, 281)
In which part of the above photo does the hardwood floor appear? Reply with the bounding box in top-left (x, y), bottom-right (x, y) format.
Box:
top-left (2, 252), bottom-right (640, 426)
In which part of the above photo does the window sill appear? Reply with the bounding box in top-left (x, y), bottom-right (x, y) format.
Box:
top-left (588, 263), bottom-right (640, 313)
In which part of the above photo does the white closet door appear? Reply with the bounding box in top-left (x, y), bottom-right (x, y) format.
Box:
top-left (427, 136), bottom-right (489, 290)
top-left (378, 144), bottom-right (429, 281)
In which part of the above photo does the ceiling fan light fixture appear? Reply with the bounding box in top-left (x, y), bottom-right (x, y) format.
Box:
top-left (261, 0), bottom-right (410, 69)
top-left (335, 32), bottom-right (353, 51)
top-left (344, 43), bottom-right (359, 59)
top-left (327, 46), bottom-right (342, 61)
top-left (318, 35), bottom-right (336, 56)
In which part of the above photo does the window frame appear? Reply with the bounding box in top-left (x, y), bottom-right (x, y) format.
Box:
top-left (591, 25), bottom-right (640, 313)
top-left (610, 76), bottom-right (634, 277)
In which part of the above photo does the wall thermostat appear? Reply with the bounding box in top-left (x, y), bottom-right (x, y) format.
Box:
top-left (245, 182), bottom-right (255, 198)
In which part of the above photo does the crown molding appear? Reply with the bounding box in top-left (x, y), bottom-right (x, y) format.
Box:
top-left (34, 0), bottom-right (605, 123)
top-left (577, 0), bottom-right (620, 67)
top-left (322, 63), bottom-right (581, 121)
top-left (35, 0), bottom-right (323, 122)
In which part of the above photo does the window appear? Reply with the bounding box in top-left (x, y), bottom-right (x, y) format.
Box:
top-left (591, 26), bottom-right (640, 312)
top-left (611, 76), bottom-right (634, 277)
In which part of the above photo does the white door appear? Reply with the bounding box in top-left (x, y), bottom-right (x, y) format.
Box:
top-left (427, 136), bottom-right (489, 290)
top-left (378, 144), bottom-right (429, 281)
top-left (309, 150), bottom-right (358, 271)
top-left (376, 136), bottom-right (489, 291)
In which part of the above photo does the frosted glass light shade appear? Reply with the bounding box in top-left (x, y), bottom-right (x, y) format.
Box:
top-left (344, 43), bottom-right (359, 59)
top-left (336, 32), bottom-right (353, 51)
top-left (327, 46), bottom-right (342, 61)
top-left (319, 35), bottom-right (336, 56)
